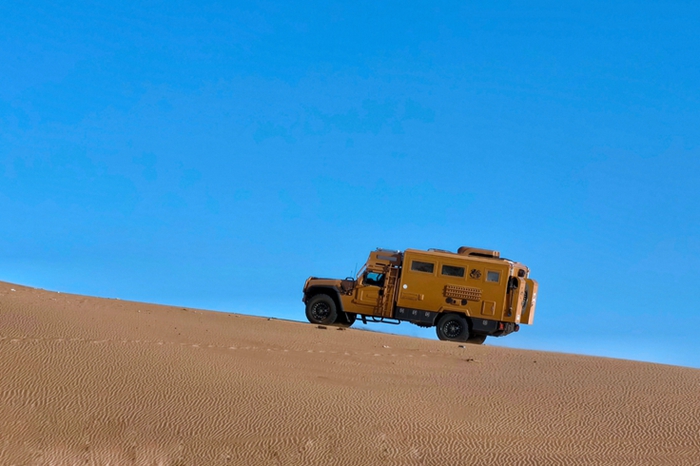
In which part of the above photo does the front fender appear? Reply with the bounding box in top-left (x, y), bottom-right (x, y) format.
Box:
top-left (303, 286), bottom-right (345, 313)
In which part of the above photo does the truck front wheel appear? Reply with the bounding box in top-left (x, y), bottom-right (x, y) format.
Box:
top-left (436, 313), bottom-right (470, 342)
top-left (305, 294), bottom-right (338, 325)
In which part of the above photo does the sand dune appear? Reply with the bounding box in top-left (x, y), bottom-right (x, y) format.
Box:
top-left (1, 280), bottom-right (699, 465)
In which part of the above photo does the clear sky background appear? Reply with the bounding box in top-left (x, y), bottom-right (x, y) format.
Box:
top-left (2, 1), bottom-right (699, 368)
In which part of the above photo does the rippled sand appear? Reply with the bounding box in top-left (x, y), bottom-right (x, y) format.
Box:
top-left (1, 281), bottom-right (699, 465)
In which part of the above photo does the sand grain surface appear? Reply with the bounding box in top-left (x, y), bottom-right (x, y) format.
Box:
top-left (1, 281), bottom-right (699, 465)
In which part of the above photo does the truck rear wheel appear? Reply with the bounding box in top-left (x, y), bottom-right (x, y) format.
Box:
top-left (436, 313), bottom-right (470, 342)
top-left (305, 294), bottom-right (338, 325)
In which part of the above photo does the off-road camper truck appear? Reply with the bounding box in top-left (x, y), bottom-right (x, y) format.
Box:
top-left (302, 246), bottom-right (537, 344)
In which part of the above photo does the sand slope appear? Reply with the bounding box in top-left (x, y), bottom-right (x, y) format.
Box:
top-left (1, 281), bottom-right (699, 465)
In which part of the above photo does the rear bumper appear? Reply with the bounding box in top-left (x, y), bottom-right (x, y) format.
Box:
top-left (471, 319), bottom-right (519, 337)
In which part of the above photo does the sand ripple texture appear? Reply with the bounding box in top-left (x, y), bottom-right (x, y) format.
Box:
top-left (1, 281), bottom-right (699, 465)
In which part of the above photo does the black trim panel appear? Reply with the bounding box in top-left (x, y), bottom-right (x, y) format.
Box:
top-left (394, 307), bottom-right (438, 325)
top-left (471, 318), bottom-right (499, 334)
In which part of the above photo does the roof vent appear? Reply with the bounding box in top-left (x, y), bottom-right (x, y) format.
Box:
top-left (428, 248), bottom-right (453, 254)
top-left (457, 246), bottom-right (500, 258)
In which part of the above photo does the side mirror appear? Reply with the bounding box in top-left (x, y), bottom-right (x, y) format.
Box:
top-left (340, 278), bottom-right (355, 293)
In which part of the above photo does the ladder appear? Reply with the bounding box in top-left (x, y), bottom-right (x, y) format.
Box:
top-left (378, 264), bottom-right (399, 318)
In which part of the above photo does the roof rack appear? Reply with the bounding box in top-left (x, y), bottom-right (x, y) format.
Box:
top-left (457, 246), bottom-right (500, 258)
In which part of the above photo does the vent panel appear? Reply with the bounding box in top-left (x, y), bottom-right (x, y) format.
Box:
top-left (444, 285), bottom-right (482, 301)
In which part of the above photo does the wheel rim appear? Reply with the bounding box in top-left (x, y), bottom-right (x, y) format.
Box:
top-left (310, 302), bottom-right (330, 321)
top-left (442, 319), bottom-right (463, 339)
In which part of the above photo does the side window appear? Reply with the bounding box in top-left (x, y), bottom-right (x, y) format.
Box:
top-left (410, 261), bottom-right (435, 273)
top-left (441, 265), bottom-right (465, 277)
top-left (486, 271), bottom-right (500, 283)
top-left (363, 272), bottom-right (385, 287)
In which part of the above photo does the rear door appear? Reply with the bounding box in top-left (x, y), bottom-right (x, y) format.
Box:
top-left (396, 252), bottom-right (436, 312)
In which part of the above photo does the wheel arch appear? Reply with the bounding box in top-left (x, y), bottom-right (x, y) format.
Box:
top-left (435, 311), bottom-right (471, 341)
top-left (436, 310), bottom-right (472, 327)
top-left (304, 286), bottom-right (345, 314)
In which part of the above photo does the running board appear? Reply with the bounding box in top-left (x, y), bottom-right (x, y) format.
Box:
top-left (360, 315), bottom-right (401, 325)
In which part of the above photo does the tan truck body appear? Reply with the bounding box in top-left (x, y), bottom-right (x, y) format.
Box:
top-left (303, 246), bottom-right (537, 343)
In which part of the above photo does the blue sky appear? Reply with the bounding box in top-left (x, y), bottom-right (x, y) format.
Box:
top-left (2, 1), bottom-right (699, 368)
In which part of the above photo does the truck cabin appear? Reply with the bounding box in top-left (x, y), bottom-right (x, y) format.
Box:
top-left (356, 249), bottom-right (402, 286)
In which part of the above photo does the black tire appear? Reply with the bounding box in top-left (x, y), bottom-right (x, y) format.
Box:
top-left (305, 294), bottom-right (338, 325)
top-left (333, 311), bottom-right (357, 328)
top-left (436, 313), bottom-right (470, 342)
top-left (335, 311), bottom-right (348, 325)
top-left (465, 334), bottom-right (486, 345)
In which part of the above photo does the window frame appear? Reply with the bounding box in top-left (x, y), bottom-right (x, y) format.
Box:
top-left (486, 270), bottom-right (501, 283)
top-left (441, 264), bottom-right (466, 278)
top-left (363, 272), bottom-right (385, 287)
top-left (410, 260), bottom-right (435, 274)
